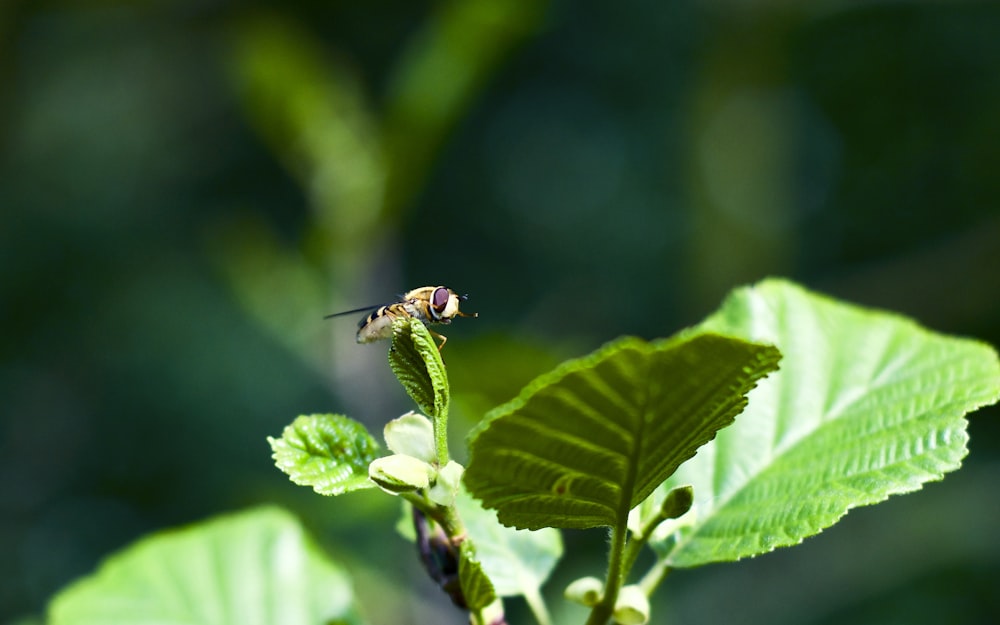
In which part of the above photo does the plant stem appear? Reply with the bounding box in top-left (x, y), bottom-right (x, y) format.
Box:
top-left (434, 406), bottom-right (449, 468)
top-left (437, 498), bottom-right (466, 540)
top-left (584, 525), bottom-right (628, 625)
top-left (639, 558), bottom-right (672, 596)
top-left (402, 492), bottom-right (467, 541)
top-left (522, 584), bottom-right (553, 625)
top-left (621, 498), bottom-right (672, 575)
top-left (621, 537), bottom-right (644, 584)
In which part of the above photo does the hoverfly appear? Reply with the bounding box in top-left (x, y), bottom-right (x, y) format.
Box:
top-left (325, 286), bottom-right (478, 350)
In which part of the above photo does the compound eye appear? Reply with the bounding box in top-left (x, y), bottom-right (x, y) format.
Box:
top-left (431, 287), bottom-right (450, 315)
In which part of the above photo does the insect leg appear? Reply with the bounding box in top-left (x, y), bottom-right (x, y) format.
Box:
top-left (428, 328), bottom-right (448, 351)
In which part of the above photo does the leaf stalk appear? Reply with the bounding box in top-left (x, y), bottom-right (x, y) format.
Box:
top-left (639, 558), bottom-right (672, 596)
top-left (585, 525), bottom-right (628, 625)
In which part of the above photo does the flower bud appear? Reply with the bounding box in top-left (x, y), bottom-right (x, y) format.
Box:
top-left (383, 411), bottom-right (436, 463)
top-left (564, 576), bottom-right (603, 607)
top-left (612, 585), bottom-right (650, 625)
top-left (428, 460), bottom-right (464, 506)
top-left (368, 455), bottom-right (432, 494)
top-left (660, 484), bottom-right (694, 519)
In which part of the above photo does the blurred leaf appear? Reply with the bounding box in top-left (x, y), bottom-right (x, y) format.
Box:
top-left (464, 334), bottom-right (781, 530)
top-left (269, 414), bottom-right (380, 496)
top-left (652, 279), bottom-right (1000, 566)
top-left (227, 13), bottom-right (384, 244)
top-left (381, 0), bottom-right (547, 214)
top-left (457, 488), bottom-right (562, 598)
top-left (207, 215), bottom-right (331, 371)
top-left (221, 14), bottom-right (388, 374)
top-left (458, 540), bottom-right (497, 611)
top-left (389, 317), bottom-right (450, 420)
top-left (48, 507), bottom-right (363, 625)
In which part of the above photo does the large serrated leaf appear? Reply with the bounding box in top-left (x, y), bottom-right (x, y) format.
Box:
top-left (652, 279), bottom-right (1000, 567)
top-left (269, 414), bottom-right (380, 495)
top-left (464, 334), bottom-right (781, 530)
top-left (48, 507), bottom-right (363, 625)
top-left (389, 317), bottom-right (450, 419)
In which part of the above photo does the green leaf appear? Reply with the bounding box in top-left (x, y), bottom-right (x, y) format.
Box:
top-left (392, 488), bottom-right (563, 599)
top-left (459, 540), bottom-right (497, 611)
top-left (457, 488), bottom-right (563, 598)
top-left (389, 317), bottom-right (450, 419)
top-left (48, 506), bottom-right (363, 625)
top-left (464, 334), bottom-right (781, 530)
top-left (652, 279), bottom-right (1000, 567)
top-left (381, 0), bottom-right (544, 214)
top-left (269, 414), bottom-right (380, 496)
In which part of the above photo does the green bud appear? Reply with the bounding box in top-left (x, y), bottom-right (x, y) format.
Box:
top-left (564, 576), bottom-right (603, 607)
top-left (368, 455), bottom-right (432, 494)
top-left (661, 484), bottom-right (694, 519)
top-left (612, 585), bottom-right (650, 625)
top-left (383, 411), bottom-right (436, 463)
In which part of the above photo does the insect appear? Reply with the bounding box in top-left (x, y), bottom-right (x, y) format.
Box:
top-left (325, 286), bottom-right (478, 350)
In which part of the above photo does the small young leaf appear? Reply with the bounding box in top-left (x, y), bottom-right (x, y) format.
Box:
top-left (652, 279), bottom-right (1000, 567)
top-left (464, 333), bottom-right (781, 530)
top-left (269, 414), bottom-right (380, 496)
top-left (48, 506), bottom-right (363, 625)
top-left (384, 411), bottom-right (436, 463)
top-left (459, 540), bottom-right (498, 611)
top-left (389, 317), bottom-right (450, 419)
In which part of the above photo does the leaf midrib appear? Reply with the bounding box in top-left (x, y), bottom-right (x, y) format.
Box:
top-left (617, 357), bottom-right (653, 529)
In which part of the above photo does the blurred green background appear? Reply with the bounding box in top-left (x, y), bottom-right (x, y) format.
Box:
top-left (2, 0), bottom-right (999, 623)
